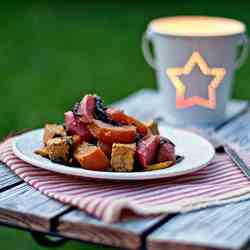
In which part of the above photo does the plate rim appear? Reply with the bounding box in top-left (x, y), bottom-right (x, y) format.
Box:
top-left (12, 127), bottom-right (215, 181)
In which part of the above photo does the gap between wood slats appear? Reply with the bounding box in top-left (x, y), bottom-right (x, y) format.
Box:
top-left (50, 207), bottom-right (75, 232)
top-left (0, 162), bottom-right (24, 192)
top-left (0, 105), bottom-right (248, 248)
top-left (215, 106), bottom-right (249, 131)
top-left (139, 214), bottom-right (177, 250)
top-left (0, 180), bottom-right (23, 193)
top-left (0, 221), bottom-right (104, 250)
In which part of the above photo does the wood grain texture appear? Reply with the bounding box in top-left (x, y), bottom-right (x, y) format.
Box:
top-left (0, 162), bottom-right (22, 190)
top-left (147, 198), bottom-right (250, 250)
top-left (0, 182), bottom-right (69, 232)
top-left (0, 165), bottom-right (167, 249)
top-left (0, 94), bottom-right (248, 249)
top-left (58, 210), bottom-right (165, 249)
top-left (216, 110), bottom-right (250, 151)
top-left (115, 89), bottom-right (248, 126)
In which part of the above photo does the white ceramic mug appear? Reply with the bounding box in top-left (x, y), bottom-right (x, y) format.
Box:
top-left (142, 16), bottom-right (248, 125)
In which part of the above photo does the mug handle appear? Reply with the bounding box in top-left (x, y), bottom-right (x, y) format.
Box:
top-left (142, 30), bottom-right (156, 69)
top-left (234, 33), bottom-right (249, 69)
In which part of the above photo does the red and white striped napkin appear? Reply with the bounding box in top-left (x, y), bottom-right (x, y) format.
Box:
top-left (1, 137), bottom-right (250, 223)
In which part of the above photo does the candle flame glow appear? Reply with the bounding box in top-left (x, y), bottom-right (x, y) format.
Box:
top-left (167, 51), bottom-right (226, 109)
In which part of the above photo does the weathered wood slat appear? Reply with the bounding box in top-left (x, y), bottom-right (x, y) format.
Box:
top-left (216, 110), bottom-right (250, 151)
top-left (0, 181), bottom-right (69, 232)
top-left (0, 93), bottom-right (248, 250)
top-left (0, 163), bottom-right (22, 190)
top-left (115, 89), bottom-right (248, 126)
top-left (147, 198), bottom-right (250, 250)
top-left (58, 210), bottom-right (165, 250)
top-left (0, 164), bottom-right (166, 249)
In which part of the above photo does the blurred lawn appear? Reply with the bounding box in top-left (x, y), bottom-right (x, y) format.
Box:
top-left (1, 0), bottom-right (250, 249)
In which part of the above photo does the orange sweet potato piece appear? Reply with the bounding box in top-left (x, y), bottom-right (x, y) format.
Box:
top-left (106, 108), bottom-right (148, 135)
top-left (87, 119), bottom-right (136, 144)
top-left (74, 142), bottom-right (109, 171)
top-left (97, 140), bottom-right (112, 157)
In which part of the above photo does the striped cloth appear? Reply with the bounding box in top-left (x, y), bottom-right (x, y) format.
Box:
top-left (1, 138), bottom-right (250, 223)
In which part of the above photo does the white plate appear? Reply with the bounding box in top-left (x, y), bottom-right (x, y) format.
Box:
top-left (12, 126), bottom-right (215, 181)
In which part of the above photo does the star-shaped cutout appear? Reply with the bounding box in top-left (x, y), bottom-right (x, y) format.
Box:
top-left (166, 51), bottom-right (226, 109)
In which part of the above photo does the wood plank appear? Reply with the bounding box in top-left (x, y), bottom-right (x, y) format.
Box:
top-left (0, 162), bottom-right (167, 249)
top-left (0, 162), bottom-right (22, 191)
top-left (147, 197), bottom-right (250, 250)
top-left (0, 182), bottom-right (70, 232)
top-left (114, 89), bottom-right (248, 125)
top-left (216, 110), bottom-right (250, 151)
top-left (58, 210), bottom-right (165, 250)
top-left (0, 93), bottom-right (247, 248)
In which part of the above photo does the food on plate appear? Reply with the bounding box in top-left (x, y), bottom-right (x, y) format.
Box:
top-left (146, 161), bottom-right (174, 171)
top-left (35, 94), bottom-right (182, 172)
top-left (77, 94), bottom-right (96, 123)
top-left (88, 119), bottom-right (136, 144)
top-left (97, 140), bottom-right (112, 157)
top-left (157, 137), bottom-right (176, 162)
top-left (136, 135), bottom-right (160, 169)
top-left (74, 142), bottom-right (109, 171)
top-left (46, 137), bottom-right (72, 164)
top-left (72, 134), bottom-right (83, 147)
top-left (43, 124), bottom-right (66, 145)
top-left (64, 111), bottom-right (93, 141)
top-left (111, 143), bottom-right (136, 172)
top-left (35, 147), bottom-right (49, 158)
top-left (145, 120), bottom-right (159, 135)
top-left (106, 108), bottom-right (148, 135)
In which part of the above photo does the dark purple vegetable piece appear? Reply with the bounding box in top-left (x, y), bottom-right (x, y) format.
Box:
top-left (64, 111), bottom-right (92, 141)
top-left (136, 135), bottom-right (160, 169)
top-left (77, 94), bottom-right (96, 123)
top-left (157, 137), bottom-right (176, 162)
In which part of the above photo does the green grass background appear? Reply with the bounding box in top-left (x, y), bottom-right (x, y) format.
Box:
top-left (0, 0), bottom-right (250, 249)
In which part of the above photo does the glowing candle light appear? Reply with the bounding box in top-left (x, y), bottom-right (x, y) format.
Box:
top-left (166, 51), bottom-right (226, 109)
top-left (149, 16), bottom-right (245, 37)
top-left (142, 16), bottom-right (248, 124)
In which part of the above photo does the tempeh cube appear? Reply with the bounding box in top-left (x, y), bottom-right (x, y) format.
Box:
top-left (34, 147), bottom-right (49, 158)
top-left (111, 143), bottom-right (136, 172)
top-left (43, 124), bottom-right (66, 145)
top-left (46, 137), bottom-right (72, 164)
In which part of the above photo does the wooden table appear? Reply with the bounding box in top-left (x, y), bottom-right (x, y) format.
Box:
top-left (1, 89), bottom-right (250, 250)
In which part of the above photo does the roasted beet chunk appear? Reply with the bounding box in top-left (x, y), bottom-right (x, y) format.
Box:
top-left (64, 111), bottom-right (92, 141)
top-left (157, 137), bottom-right (176, 162)
top-left (136, 135), bottom-right (160, 169)
top-left (159, 137), bottom-right (175, 146)
top-left (77, 94), bottom-right (96, 123)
